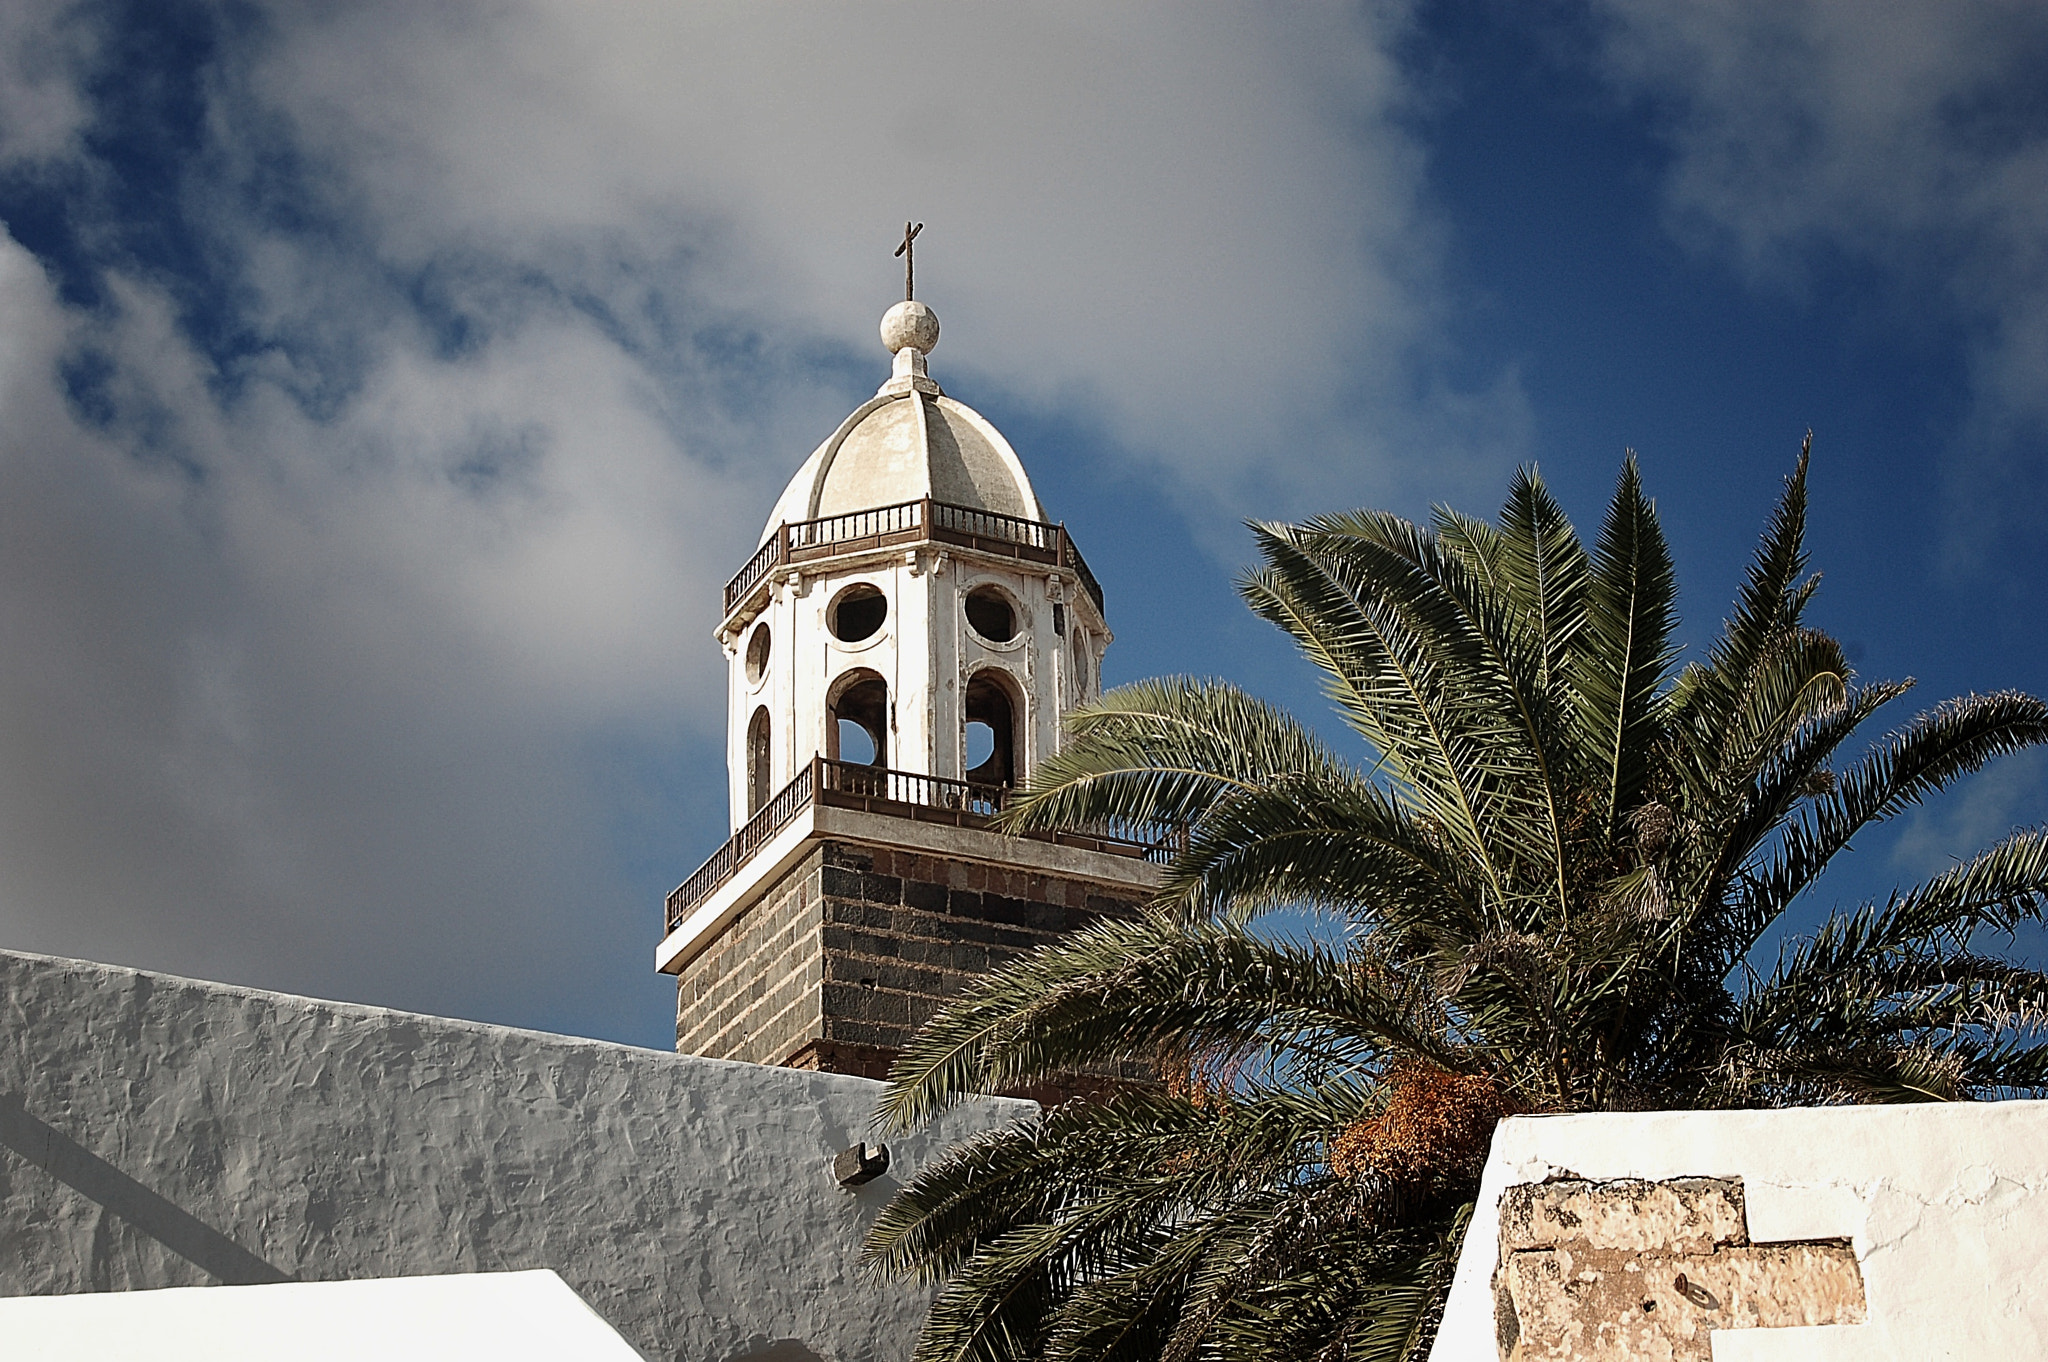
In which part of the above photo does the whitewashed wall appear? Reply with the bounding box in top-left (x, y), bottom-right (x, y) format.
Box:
top-left (1432, 1101), bottom-right (2048, 1361)
top-left (0, 949), bottom-right (1030, 1362)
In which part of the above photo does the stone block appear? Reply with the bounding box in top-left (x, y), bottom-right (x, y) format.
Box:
top-left (820, 866), bottom-right (866, 898)
top-left (895, 938), bottom-right (953, 968)
top-left (822, 984), bottom-right (912, 1026)
top-left (901, 879), bottom-right (949, 914)
top-left (825, 845), bottom-right (874, 872)
top-left (893, 907), bottom-right (944, 939)
top-left (863, 961), bottom-right (947, 996)
top-left (943, 917), bottom-right (1007, 947)
top-left (978, 893), bottom-right (1039, 928)
top-left (826, 1018), bottom-right (908, 1050)
top-left (822, 926), bottom-right (901, 960)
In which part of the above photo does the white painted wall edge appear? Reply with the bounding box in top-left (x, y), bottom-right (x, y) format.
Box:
top-left (0, 1268), bottom-right (649, 1362)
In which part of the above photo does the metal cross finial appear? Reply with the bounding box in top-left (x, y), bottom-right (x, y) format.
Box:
top-left (894, 221), bottom-right (923, 301)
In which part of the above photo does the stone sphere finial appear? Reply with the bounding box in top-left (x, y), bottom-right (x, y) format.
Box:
top-left (880, 300), bottom-right (939, 356)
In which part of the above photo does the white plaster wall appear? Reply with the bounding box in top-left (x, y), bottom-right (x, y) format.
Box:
top-left (1430, 1101), bottom-right (2048, 1362)
top-left (0, 949), bottom-right (1033, 1362)
top-left (0, 1269), bottom-right (648, 1361)
top-left (895, 556), bottom-right (935, 773)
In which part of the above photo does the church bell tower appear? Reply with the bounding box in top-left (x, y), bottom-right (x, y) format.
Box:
top-left (656, 264), bottom-right (1165, 1078)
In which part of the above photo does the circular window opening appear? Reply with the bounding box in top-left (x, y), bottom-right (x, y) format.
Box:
top-left (964, 586), bottom-right (1016, 643)
top-left (830, 585), bottom-right (888, 643)
top-left (745, 623), bottom-right (771, 684)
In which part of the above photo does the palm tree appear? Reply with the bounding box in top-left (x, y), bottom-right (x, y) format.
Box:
top-left (862, 445), bottom-right (2048, 1362)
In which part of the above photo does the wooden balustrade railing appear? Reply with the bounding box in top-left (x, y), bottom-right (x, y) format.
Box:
top-left (663, 756), bottom-right (1176, 935)
top-left (816, 759), bottom-right (1006, 818)
top-left (722, 498), bottom-right (1106, 616)
top-left (665, 760), bottom-right (816, 929)
top-left (722, 538), bottom-right (784, 615)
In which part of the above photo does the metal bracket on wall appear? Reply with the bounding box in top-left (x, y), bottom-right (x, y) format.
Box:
top-left (833, 1142), bottom-right (890, 1187)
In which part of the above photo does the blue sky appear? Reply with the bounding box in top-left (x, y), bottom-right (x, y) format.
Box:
top-left (0, 2), bottom-right (2042, 1048)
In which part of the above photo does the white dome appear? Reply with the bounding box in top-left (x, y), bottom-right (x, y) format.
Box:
top-left (759, 303), bottom-right (1044, 541)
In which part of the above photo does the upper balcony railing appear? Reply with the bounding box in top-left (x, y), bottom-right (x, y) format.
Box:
top-left (664, 756), bottom-right (1180, 936)
top-left (724, 498), bottom-right (1105, 618)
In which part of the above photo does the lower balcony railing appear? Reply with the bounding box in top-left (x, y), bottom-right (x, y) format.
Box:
top-left (664, 756), bottom-right (1180, 935)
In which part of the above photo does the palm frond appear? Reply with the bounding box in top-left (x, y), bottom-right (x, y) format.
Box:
top-left (1495, 465), bottom-right (1590, 700)
top-left (1669, 435), bottom-right (1816, 744)
top-left (999, 677), bottom-right (1354, 838)
top-left (1239, 519), bottom-right (1530, 899)
top-left (1287, 507), bottom-right (1571, 880)
top-left (1151, 768), bottom-right (1479, 925)
top-left (1746, 692), bottom-right (2048, 929)
top-left (1574, 454), bottom-right (1679, 830)
top-left (876, 913), bottom-right (1467, 1132)
top-left (1741, 829), bottom-right (2048, 1033)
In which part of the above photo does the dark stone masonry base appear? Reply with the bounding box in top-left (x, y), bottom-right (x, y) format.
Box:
top-left (674, 838), bottom-right (1149, 1075)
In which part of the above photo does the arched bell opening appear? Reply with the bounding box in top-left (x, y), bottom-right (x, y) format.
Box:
top-left (828, 671), bottom-right (890, 770)
top-left (964, 669), bottom-right (1023, 788)
top-left (746, 706), bottom-right (772, 817)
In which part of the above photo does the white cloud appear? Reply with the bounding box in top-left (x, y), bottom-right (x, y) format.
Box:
top-left (248, 0), bottom-right (1525, 519)
top-left (0, 2), bottom-right (1525, 1036)
top-left (0, 222), bottom-right (744, 1036)
top-left (0, 0), bottom-right (94, 164)
top-left (1589, 0), bottom-right (2048, 560)
top-left (1888, 747), bottom-right (2046, 883)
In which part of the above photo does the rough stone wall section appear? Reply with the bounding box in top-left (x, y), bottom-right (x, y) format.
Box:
top-left (1432, 1102), bottom-right (2048, 1361)
top-left (0, 948), bottom-right (1033, 1362)
top-left (676, 838), bottom-right (1146, 1077)
top-left (1493, 1177), bottom-right (1864, 1361)
top-left (675, 846), bottom-right (826, 1065)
